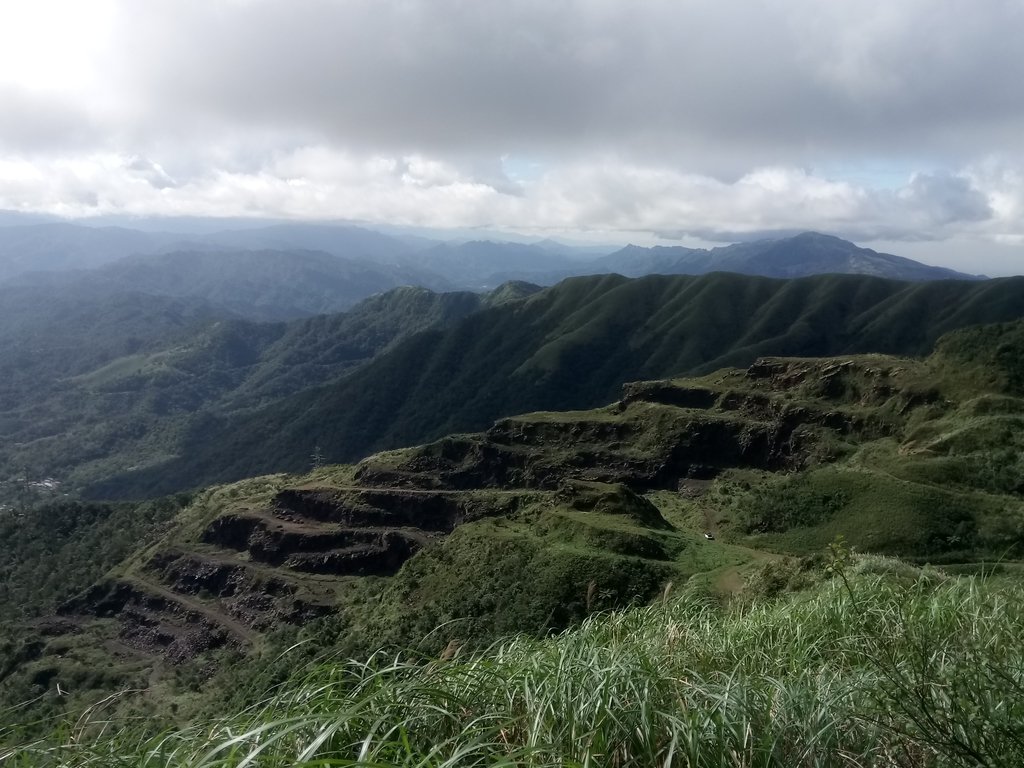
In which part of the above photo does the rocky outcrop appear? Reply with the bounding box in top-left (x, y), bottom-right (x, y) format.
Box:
top-left (146, 551), bottom-right (332, 630)
top-left (621, 382), bottom-right (719, 410)
top-left (60, 580), bottom-right (242, 664)
top-left (54, 482), bottom-right (538, 665)
top-left (202, 512), bottom-right (425, 573)
top-left (358, 411), bottom-right (814, 492)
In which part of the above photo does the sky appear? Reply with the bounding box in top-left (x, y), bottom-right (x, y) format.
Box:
top-left (0, 0), bottom-right (1022, 274)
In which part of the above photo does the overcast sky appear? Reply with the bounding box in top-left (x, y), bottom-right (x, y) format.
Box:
top-left (0, 0), bottom-right (1022, 273)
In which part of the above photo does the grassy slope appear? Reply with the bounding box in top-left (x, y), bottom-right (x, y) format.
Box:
top-left (6, 561), bottom-right (1023, 766)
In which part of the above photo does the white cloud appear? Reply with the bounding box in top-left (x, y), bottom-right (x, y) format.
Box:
top-left (0, 0), bottom-right (1022, 271)
top-left (4, 1), bottom-right (1024, 163)
top-left (0, 0), bottom-right (114, 93)
top-left (3, 148), bottom-right (1019, 245)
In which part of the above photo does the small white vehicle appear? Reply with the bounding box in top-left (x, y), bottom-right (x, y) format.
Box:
top-left (704, 532), bottom-right (715, 540)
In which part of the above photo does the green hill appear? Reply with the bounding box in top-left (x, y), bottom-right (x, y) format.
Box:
top-left (0, 285), bottom-right (512, 503)
top-left (5, 271), bottom-right (1024, 506)
top-left (102, 272), bottom-right (1024, 498)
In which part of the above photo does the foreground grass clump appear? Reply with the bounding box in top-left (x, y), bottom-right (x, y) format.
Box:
top-left (5, 560), bottom-right (1023, 767)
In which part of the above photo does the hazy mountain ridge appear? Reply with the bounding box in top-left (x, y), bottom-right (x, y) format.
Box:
top-left (0, 283), bottom-right (538, 500)
top-left (0, 221), bottom-right (984, 293)
top-left (597, 232), bottom-right (983, 281)
top-left (408, 240), bottom-right (577, 287)
top-left (0, 223), bottom-right (177, 281)
top-left (10, 248), bottom-right (453, 320)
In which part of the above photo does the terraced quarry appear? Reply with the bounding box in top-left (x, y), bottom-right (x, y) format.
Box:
top-left (54, 483), bottom-right (534, 664)
top-left (7, 320), bottom-right (1024, 723)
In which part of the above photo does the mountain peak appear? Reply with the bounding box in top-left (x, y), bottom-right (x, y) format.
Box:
top-left (789, 231), bottom-right (844, 243)
top-left (601, 232), bottom-right (981, 282)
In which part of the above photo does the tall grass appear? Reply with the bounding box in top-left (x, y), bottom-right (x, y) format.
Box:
top-left (5, 557), bottom-right (1023, 767)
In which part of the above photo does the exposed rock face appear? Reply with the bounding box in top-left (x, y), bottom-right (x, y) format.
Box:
top-left (57, 484), bottom-right (533, 663)
top-left (358, 407), bottom-right (813, 491)
top-left (270, 487), bottom-right (507, 530)
top-left (60, 581), bottom-right (241, 664)
top-left (145, 550), bottom-right (332, 630)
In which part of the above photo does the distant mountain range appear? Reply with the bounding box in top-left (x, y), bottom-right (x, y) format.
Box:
top-left (0, 223), bottom-right (175, 281)
top-left (595, 232), bottom-right (982, 281)
top-left (0, 223), bottom-right (985, 315)
top-left (9, 248), bottom-right (452, 320)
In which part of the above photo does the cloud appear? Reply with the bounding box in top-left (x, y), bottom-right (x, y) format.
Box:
top-left (897, 173), bottom-right (993, 227)
top-left (0, 1), bottom-right (1019, 166)
top-left (85, 0), bottom-right (1023, 166)
top-left (124, 155), bottom-right (178, 189)
top-left (0, 0), bottom-right (1022, 271)
top-left (3, 149), bottom-right (1018, 246)
top-left (524, 163), bottom-right (1006, 243)
top-left (0, 86), bottom-right (102, 153)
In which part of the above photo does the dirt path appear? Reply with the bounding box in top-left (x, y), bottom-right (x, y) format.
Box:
top-left (711, 547), bottom-right (780, 596)
top-left (126, 577), bottom-right (260, 645)
top-left (701, 506), bottom-right (717, 536)
top-left (239, 507), bottom-right (438, 543)
top-left (289, 483), bottom-right (540, 496)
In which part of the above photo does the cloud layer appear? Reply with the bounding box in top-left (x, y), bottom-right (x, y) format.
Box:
top-left (1, 0), bottom-right (1023, 268)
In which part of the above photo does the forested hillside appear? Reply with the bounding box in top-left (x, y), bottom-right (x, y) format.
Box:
top-left (0, 284), bottom-right (530, 502)
top-left (102, 272), bottom-right (1024, 498)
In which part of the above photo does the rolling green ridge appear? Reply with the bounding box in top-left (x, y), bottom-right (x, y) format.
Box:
top-left (0, 284), bottom-right (536, 502)
top-left (8, 269), bottom-right (1021, 504)
top-left (103, 272), bottom-right (1024, 498)
top-left (3, 319), bottom-right (1023, 734)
